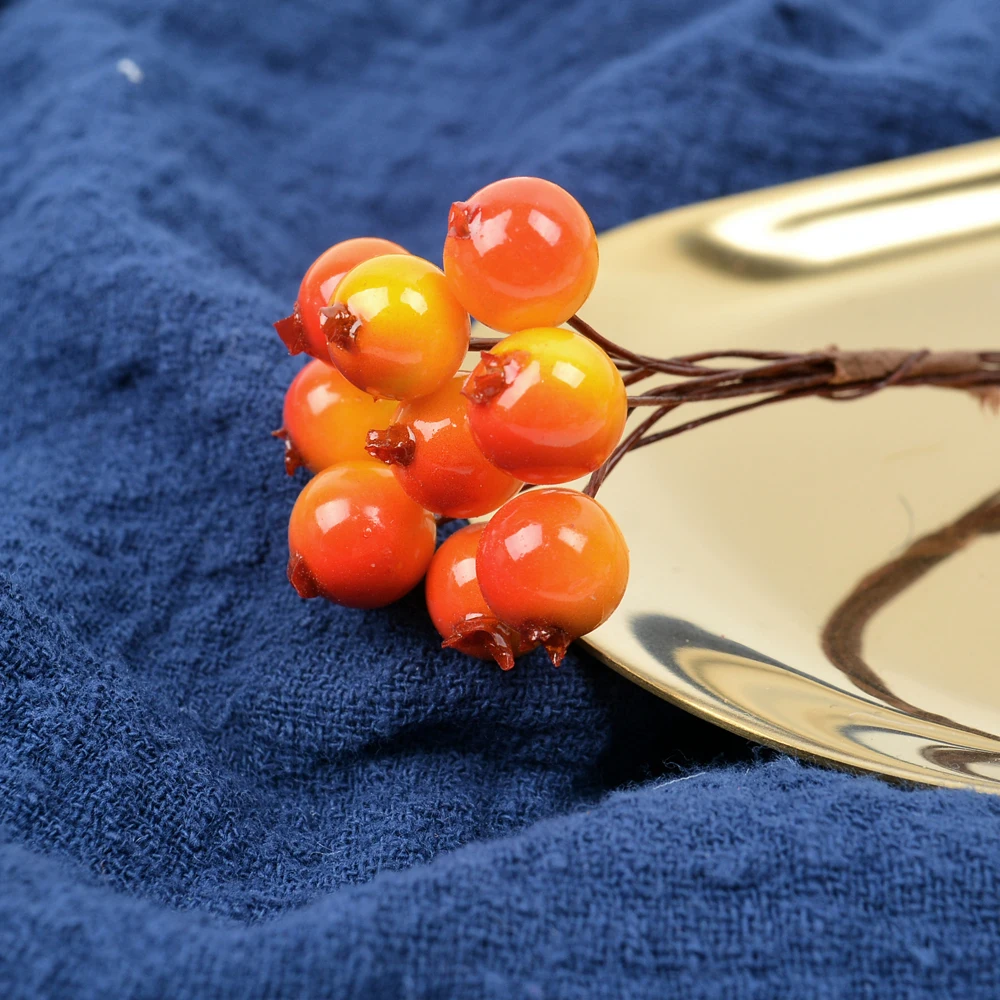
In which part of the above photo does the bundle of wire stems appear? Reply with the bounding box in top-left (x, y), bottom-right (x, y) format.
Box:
top-left (469, 316), bottom-right (1000, 497)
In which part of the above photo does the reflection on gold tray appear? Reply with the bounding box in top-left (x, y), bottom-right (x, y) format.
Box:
top-left (577, 138), bottom-right (1000, 792)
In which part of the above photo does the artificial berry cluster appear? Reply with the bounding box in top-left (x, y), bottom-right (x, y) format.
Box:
top-left (274, 177), bottom-right (629, 667)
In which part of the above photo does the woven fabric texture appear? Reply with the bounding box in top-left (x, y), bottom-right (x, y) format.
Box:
top-left (2, 0), bottom-right (1000, 996)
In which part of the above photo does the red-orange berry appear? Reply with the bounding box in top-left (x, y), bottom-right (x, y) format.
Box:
top-left (323, 254), bottom-right (470, 401)
top-left (463, 327), bottom-right (627, 484)
top-left (287, 461), bottom-right (435, 609)
top-left (274, 238), bottom-right (408, 360)
top-left (476, 488), bottom-right (629, 665)
top-left (443, 176), bottom-right (599, 332)
top-left (274, 359), bottom-right (397, 475)
top-left (425, 523), bottom-right (532, 670)
top-left (365, 375), bottom-right (521, 518)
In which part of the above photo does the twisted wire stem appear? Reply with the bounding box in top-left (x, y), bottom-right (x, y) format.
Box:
top-left (465, 317), bottom-right (1000, 498)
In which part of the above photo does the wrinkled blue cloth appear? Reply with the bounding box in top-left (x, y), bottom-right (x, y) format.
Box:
top-left (2, 0), bottom-right (1000, 996)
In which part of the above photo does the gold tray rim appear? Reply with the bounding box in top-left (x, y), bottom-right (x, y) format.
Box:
top-left (576, 137), bottom-right (1000, 793)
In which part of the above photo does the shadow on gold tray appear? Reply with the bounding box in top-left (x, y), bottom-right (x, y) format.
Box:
top-left (577, 138), bottom-right (1000, 792)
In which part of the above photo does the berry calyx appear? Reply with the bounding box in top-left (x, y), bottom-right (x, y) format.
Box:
top-left (366, 375), bottom-right (522, 518)
top-left (275, 237), bottom-right (408, 360)
top-left (446, 202), bottom-right (471, 240)
top-left (443, 177), bottom-right (599, 332)
top-left (476, 488), bottom-right (629, 665)
top-left (275, 359), bottom-right (397, 475)
top-left (271, 427), bottom-right (306, 476)
top-left (364, 422), bottom-right (416, 467)
top-left (461, 350), bottom-right (530, 404)
top-left (321, 302), bottom-right (361, 351)
top-left (441, 618), bottom-right (521, 670)
top-left (324, 254), bottom-right (470, 401)
top-left (464, 327), bottom-right (627, 485)
top-left (287, 461), bottom-right (436, 609)
top-left (425, 523), bottom-right (532, 670)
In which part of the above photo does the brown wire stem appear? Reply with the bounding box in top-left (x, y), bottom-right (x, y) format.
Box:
top-left (462, 317), bottom-right (1000, 498)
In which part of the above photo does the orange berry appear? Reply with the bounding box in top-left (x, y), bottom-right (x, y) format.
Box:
top-left (287, 461), bottom-right (435, 609)
top-left (275, 359), bottom-right (397, 475)
top-left (323, 254), bottom-right (470, 400)
top-left (274, 238), bottom-right (408, 360)
top-left (365, 375), bottom-right (521, 518)
top-left (443, 176), bottom-right (598, 331)
top-left (463, 327), bottom-right (627, 485)
top-left (424, 523), bottom-right (533, 670)
top-left (476, 488), bottom-right (629, 665)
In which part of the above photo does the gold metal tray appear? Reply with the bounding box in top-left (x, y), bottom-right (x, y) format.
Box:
top-left (578, 138), bottom-right (1000, 792)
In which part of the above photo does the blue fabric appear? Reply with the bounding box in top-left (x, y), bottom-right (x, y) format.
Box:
top-left (2, 0), bottom-right (999, 995)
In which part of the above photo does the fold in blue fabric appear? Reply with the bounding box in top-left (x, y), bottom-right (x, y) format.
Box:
top-left (2, 1), bottom-right (1000, 996)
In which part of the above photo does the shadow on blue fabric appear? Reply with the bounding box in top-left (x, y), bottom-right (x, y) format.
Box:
top-left (2, 0), bottom-right (1000, 996)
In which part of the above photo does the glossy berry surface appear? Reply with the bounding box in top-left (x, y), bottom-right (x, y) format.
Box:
top-left (464, 327), bottom-right (627, 484)
top-left (287, 461), bottom-right (435, 609)
top-left (365, 375), bottom-right (521, 518)
top-left (476, 488), bottom-right (629, 664)
top-left (324, 254), bottom-right (470, 401)
top-left (274, 237), bottom-right (408, 360)
top-left (443, 176), bottom-right (599, 332)
top-left (424, 523), bottom-right (530, 670)
top-left (275, 359), bottom-right (397, 475)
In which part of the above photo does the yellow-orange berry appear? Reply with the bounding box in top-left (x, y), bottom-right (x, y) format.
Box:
top-left (274, 238), bottom-right (408, 360)
top-left (324, 255), bottom-right (470, 400)
top-left (275, 359), bottom-right (397, 475)
top-left (287, 461), bottom-right (435, 609)
top-left (424, 523), bottom-right (533, 670)
top-left (464, 327), bottom-right (627, 485)
top-left (443, 177), bottom-right (598, 332)
top-left (365, 375), bottom-right (521, 517)
top-left (476, 488), bottom-right (629, 664)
